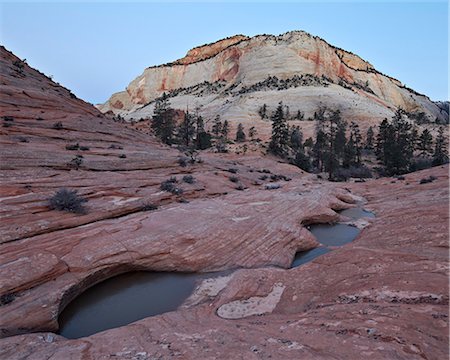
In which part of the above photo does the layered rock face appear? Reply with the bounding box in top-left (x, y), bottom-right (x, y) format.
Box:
top-left (1, 45), bottom-right (448, 360)
top-left (99, 31), bottom-right (448, 131)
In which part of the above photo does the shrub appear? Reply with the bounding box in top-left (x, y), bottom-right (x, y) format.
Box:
top-left (235, 184), bottom-right (246, 191)
top-left (36, 117), bottom-right (44, 121)
top-left (49, 188), bottom-right (88, 214)
top-left (419, 175), bottom-right (437, 184)
top-left (141, 203), bottom-right (158, 211)
top-left (119, 154), bottom-right (127, 158)
top-left (229, 176), bottom-right (239, 183)
top-left (65, 143), bottom-right (80, 151)
top-left (17, 136), bottom-right (29, 143)
top-left (2, 122), bottom-right (12, 128)
top-left (53, 121), bottom-right (63, 130)
top-left (0, 293), bottom-right (15, 306)
top-left (178, 157), bottom-right (188, 167)
top-left (178, 198), bottom-right (190, 203)
top-left (109, 144), bottom-right (123, 149)
top-left (258, 169), bottom-right (271, 174)
top-left (259, 175), bottom-right (268, 181)
top-left (3, 116), bottom-right (14, 122)
top-left (334, 165), bottom-right (373, 181)
top-left (182, 175), bottom-right (195, 184)
top-left (265, 183), bottom-right (281, 190)
top-left (227, 168), bottom-right (238, 174)
top-left (409, 157), bottom-right (433, 172)
top-left (69, 155), bottom-right (83, 170)
top-left (160, 178), bottom-right (183, 194)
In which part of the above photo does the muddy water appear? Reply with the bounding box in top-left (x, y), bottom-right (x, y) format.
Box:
top-left (291, 206), bottom-right (374, 268)
top-left (59, 271), bottom-right (226, 339)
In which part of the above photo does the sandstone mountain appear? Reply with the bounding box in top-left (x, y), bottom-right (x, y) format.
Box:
top-left (98, 31), bottom-right (448, 136)
top-left (1, 45), bottom-right (448, 360)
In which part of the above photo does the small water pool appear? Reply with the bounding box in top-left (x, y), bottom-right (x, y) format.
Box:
top-left (59, 271), bottom-right (226, 339)
top-left (291, 206), bottom-right (374, 268)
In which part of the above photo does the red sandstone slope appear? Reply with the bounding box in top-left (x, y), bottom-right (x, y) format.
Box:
top-left (0, 46), bottom-right (448, 359)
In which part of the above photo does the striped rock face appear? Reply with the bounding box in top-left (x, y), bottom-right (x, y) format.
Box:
top-left (98, 31), bottom-right (448, 136)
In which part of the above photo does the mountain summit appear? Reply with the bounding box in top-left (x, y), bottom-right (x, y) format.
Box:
top-left (98, 31), bottom-right (448, 127)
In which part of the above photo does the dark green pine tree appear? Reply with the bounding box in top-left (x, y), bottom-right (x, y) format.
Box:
top-left (293, 148), bottom-right (311, 171)
top-left (432, 127), bottom-right (449, 166)
top-left (249, 126), bottom-right (257, 140)
top-left (235, 123), bottom-right (246, 142)
top-left (343, 137), bottom-right (356, 168)
top-left (417, 129), bottom-right (433, 156)
top-left (312, 129), bottom-right (327, 172)
top-left (212, 115), bottom-right (222, 138)
top-left (178, 110), bottom-right (196, 147)
top-left (151, 93), bottom-right (176, 145)
top-left (375, 118), bottom-right (391, 163)
top-left (221, 120), bottom-right (230, 141)
top-left (268, 102), bottom-right (290, 157)
top-left (349, 121), bottom-right (362, 164)
top-left (365, 126), bottom-right (374, 150)
top-left (258, 104), bottom-right (268, 119)
top-left (195, 115), bottom-right (212, 150)
top-left (289, 126), bottom-right (303, 150)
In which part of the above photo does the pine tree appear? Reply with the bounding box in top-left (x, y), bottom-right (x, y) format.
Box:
top-left (293, 149), bottom-right (311, 171)
top-left (365, 126), bottom-right (374, 150)
top-left (349, 121), bottom-right (362, 164)
top-left (151, 93), bottom-right (175, 145)
top-left (417, 129), bottom-right (433, 156)
top-left (212, 115), bottom-right (222, 138)
top-left (221, 120), bottom-right (230, 141)
top-left (178, 111), bottom-right (196, 147)
top-left (432, 127), bottom-right (449, 166)
top-left (268, 102), bottom-right (289, 156)
top-left (290, 126), bottom-right (303, 150)
top-left (235, 123), bottom-right (246, 142)
top-left (312, 129), bottom-right (327, 172)
top-left (195, 115), bottom-right (212, 150)
top-left (249, 126), bottom-right (257, 140)
top-left (258, 104), bottom-right (268, 119)
top-left (295, 110), bottom-right (304, 120)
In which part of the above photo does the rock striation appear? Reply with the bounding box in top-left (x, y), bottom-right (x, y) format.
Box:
top-left (0, 45), bottom-right (448, 360)
top-left (99, 31), bottom-right (448, 130)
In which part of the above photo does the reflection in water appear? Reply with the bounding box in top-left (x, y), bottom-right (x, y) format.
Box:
top-left (59, 271), bottom-right (224, 339)
top-left (291, 207), bottom-right (374, 268)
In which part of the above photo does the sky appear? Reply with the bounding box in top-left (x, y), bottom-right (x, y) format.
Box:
top-left (0, 1), bottom-right (448, 104)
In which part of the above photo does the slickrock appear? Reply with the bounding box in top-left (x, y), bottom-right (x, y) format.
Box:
top-left (1, 42), bottom-right (448, 360)
top-left (99, 31), bottom-right (448, 132)
top-left (1, 166), bottom-right (447, 360)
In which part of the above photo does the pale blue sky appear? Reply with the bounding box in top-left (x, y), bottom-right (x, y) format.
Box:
top-left (1, 1), bottom-right (448, 104)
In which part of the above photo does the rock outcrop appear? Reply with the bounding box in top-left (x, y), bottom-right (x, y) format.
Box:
top-left (1, 45), bottom-right (448, 360)
top-left (99, 31), bottom-right (448, 130)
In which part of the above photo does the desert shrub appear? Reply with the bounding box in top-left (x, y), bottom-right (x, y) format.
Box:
top-left (229, 176), bottom-right (239, 183)
top-left (109, 144), bottom-right (123, 149)
top-left (160, 178), bottom-right (183, 194)
top-left (79, 146), bottom-right (90, 151)
top-left (0, 293), bottom-right (15, 306)
top-left (235, 184), bottom-right (246, 191)
top-left (178, 198), bottom-right (190, 203)
top-left (119, 154), bottom-right (127, 158)
top-left (3, 116), bottom-right (14, 122)
top-left (227, 168), bottom-right (238, 174)
top-left (141, 203), bottom-right (158, 211)
top-left (419, 175), bottom-right (437, 184)
top-left (2, 122), bottom-right (12, 128)
top-left (49, 188), bottom-right (88, 214)
top-left (334, 165), bottom-right (373, 181)
top-left (36, 117), bottom-right (44, 121)
top-left (178, 157), bottom-right (189, 167)
top-left (68, 155), bottom-right (83, 169)
top-left (182, 175), bottom-right (195, 184)
top-left (65, 143), bottom-right (80, 151)
top-left (265, 183), bottom-right (281, 190)
top-left (258, 169), bottom-right (271, 174)
top-left (17, 136), bottom-right (29, 143)
top-left (259, 175), bottom-right (268, 181)
top-left (409, 157), bottom-right (433, 172)
top-left (53, 121), bottom-right (63, 130)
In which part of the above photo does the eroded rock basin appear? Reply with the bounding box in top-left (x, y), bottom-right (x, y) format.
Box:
top-left (59, 271), bottom-right (228, 339)
top-left (59, 205), bottom-right (374, 339)
top-left (292, 206), bottom-right (375, 267)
